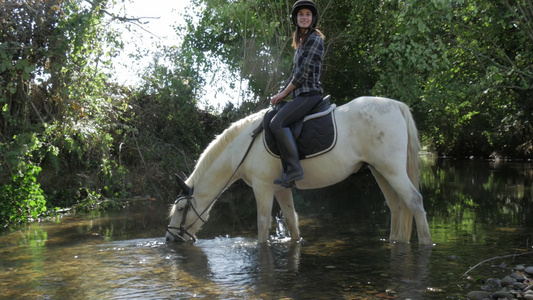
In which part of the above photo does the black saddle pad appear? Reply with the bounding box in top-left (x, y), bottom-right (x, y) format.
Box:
top-left (262, 104), bottom-right (337, 159)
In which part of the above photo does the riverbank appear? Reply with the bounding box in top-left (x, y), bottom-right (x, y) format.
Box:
top-left (465, 259), bottom-right (533, 300)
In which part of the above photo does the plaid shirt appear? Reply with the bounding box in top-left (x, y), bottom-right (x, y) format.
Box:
top-left (289, 32), bottom-right (324, 98)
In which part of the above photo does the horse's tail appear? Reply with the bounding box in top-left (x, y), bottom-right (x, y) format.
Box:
top-left (396, 101), bottom-right (421, 190)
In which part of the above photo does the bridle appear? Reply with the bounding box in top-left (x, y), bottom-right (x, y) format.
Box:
top-left (166, 191), bottom-right (204, 243)
top-left (166, 123), bottom-right (264, 242)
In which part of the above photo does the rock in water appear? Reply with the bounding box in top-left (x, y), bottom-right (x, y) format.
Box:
top-left (466, 291), bottom-right (491, 300)
top-left (525, 266), bottom-right (533, 275)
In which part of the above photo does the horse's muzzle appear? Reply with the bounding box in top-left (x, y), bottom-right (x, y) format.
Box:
top-left (165, 228), bottom-right (186, 242)
top-left (166, 227), bottom-right (196, 243)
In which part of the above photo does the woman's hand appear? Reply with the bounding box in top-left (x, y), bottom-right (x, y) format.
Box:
top-left (270, 83), bottom-right (296, 105)
top-left (270, 92), bottom-right (286, 105)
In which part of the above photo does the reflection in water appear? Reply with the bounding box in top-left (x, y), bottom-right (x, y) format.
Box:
top-left (421, 158), bottom-right (533, 245)
top-left (0, 159), bottom-right (532, 299)
top-left (388, 243), bottom-right (433, 299)
top-left (168, 237), bottom-right (303, 298)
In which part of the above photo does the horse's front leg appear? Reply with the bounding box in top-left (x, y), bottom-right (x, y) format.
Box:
top-left (253, 184), bottom-right (275, 243)
top-left (274, 188), bottom-right (300, 241)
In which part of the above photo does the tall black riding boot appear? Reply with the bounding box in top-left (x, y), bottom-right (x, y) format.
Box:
top-left (273, 127), bottom-right (304, 187)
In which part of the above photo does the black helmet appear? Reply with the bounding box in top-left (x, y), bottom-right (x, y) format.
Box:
top-left (291, 0), bottom-right (319, 28)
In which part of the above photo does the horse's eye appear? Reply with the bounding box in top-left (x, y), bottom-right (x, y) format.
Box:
top-left (175, 202), bottom-right (186, 211)
top-left (174, 198), bottom-right (188, 211)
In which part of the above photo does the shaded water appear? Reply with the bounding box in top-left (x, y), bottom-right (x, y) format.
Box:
top-left (1, 158), bottom-right (533, 299)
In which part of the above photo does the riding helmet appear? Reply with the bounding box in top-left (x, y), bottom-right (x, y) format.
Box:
top-left (291, 0), bottom-right (319, 28)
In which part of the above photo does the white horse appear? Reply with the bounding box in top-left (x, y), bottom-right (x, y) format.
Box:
top-left (166, 96), bottom-right (432, 244)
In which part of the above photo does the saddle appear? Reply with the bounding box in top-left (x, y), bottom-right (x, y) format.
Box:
top-left (255, 95), bottom-right (337, 159)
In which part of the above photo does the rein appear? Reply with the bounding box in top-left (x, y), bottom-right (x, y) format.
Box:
top-left (167, 124), bottom-right (264, 242)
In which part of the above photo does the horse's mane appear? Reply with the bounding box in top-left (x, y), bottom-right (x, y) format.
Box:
top-left (187, 109), bottom-right (267, 187)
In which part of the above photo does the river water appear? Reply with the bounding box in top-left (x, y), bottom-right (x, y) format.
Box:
top-left (1, 158), bottom-right (532, 299)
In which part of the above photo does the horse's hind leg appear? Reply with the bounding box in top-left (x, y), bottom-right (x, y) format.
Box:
top-left (370, 167), bottom-right (413, 243)
top-left (402, 187), bottom-right (431, 244)
top-left (371, 167), bottom-right (432, 244)
top-left (275, 188), bottom-right (300, 241)
top-left (391, 180), bottom-right (431, 244)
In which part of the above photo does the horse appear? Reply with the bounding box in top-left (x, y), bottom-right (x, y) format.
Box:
top-left (166, 96), bottom-right (432, 244)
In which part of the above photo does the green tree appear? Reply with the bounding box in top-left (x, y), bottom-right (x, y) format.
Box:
top-left (182, 0), bottom-right (291, 107)
top-left (0, 0), bottom-right (132, 225)
top-left (368, 0), bottom-right (532, 157)
top-left (129, 47), bottom-right (218, 191)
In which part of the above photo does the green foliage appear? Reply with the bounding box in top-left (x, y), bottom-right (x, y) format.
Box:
top-left (0, 0), bottom-right (237, 230)
top-left (0, 133), bottom-right (47, 226)
top-left (183, 0), bottom-right (295, 105)
top-left (0, 0), bottom-right (135, 227)
top-left (126, 45), bottom-right (233, 193)
top-left (367, 0), bottom-right (533, 157)
top-left (0, 162), bottom-right (47, 226)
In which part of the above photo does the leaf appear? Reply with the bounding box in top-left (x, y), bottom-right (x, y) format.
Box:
top-left (15, 59), bottom-right (30, 69)
top-left (25, 65), bottom-right (36, 74)
top-left (0, 60), bottom-right (11, 72)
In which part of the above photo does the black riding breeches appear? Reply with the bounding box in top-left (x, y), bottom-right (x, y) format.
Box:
top-left (269, 93), bottom-right (323, 134)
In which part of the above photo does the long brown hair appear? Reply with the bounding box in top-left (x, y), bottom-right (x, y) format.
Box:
top-left (292, 28), bottom-right (325, 49)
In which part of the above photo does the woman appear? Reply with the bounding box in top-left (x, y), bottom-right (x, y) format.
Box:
top-left (270, 0), bottom-right (325, 188)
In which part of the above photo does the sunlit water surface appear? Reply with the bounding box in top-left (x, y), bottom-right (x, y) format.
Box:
top-left (1, 158), bottom-right (532, 299)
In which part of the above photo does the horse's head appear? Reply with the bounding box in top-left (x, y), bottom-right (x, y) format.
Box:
top-left (166, 175), bottom-right (206, 242)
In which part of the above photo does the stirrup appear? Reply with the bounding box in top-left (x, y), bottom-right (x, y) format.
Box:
top-left (282, 181), bottom-right (297, 188)
top-left (274, 173), bottom-right (303, 188)
top-left (274, 178), bottom-right (297, 188)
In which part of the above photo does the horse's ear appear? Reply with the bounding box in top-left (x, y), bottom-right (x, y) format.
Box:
top-left (175, 174), bottom-right (191, 195)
